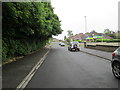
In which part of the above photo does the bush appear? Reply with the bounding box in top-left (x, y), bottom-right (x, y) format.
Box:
top-left (73, 40), bottom-right (83, 43)
top-left (96, 39), bottom-right (120, 42)
top-left (2, 2), bottom-right (62, 61)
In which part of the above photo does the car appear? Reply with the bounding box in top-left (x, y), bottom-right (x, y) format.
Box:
top-left (111, 47), bottom-right (120, 79)
top-left (60, 43), bottom-right (65, 46)
top-left (68, 43), bottom-right (80, 51)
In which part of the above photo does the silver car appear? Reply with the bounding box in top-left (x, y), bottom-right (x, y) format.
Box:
top-left (111, 47), bottom-right (120, 79)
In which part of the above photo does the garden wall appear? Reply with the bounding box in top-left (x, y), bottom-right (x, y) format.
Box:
top-left (86, 44), bottom-right (119, 52)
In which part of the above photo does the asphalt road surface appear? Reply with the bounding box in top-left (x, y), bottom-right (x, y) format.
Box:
top-left (26, 42), bottom-right (118, 88)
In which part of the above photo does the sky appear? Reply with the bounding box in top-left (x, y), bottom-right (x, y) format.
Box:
top-left (51, 0), bottom-right (120, 40)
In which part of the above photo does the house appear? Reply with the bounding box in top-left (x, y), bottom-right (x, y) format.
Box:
top-left (68, 32), bottom-right (113, 41)
top-left (69, 33), bottom-right (84, 41)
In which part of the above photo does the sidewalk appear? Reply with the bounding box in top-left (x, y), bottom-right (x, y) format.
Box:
top-left (80, 47), bottom-right (112, 61)
top-left (2, 47), bottom-right (50, 88)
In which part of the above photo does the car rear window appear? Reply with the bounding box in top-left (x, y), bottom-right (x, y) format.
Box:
top-left (73, 44), bottom-right (77, 47)
top-left (117, 47), bottom-right (120, 52)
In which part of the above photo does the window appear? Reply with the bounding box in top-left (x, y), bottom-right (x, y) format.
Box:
top-left (117, 47), bottom-right (120, 52)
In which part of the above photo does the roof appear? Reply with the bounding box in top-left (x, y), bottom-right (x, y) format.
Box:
top-left (69, 32), bottom-right (113, 40)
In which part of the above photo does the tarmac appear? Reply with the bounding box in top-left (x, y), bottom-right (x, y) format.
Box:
top-left (2, 45), bottom-right (113, 89)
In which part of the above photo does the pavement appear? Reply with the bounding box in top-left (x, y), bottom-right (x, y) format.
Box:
top-left (2, 43), bottom-right (113, 88)
top-left (80, 47), bottom-right (112, 61)
top-left (2, 46), bottom-right (51, 88)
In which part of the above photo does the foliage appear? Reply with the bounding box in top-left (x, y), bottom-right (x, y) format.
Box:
top-left (90, 30), bottom-right (97, 33)
top-left (2, 2), bottom-right (62, 61)
top-left (73, 40), bottom-right (83, 43)
top-left (67, 30), bottom-right (73, 37)
top-left (66, 38), bottom-right (71, 43)
top-left (104, 29), bottom-right (115, 38)
top-left (115, 35), bottom-right (120, 39)
top-left (64, 36), bottom-right (67, 41)
top-left (96, 39), bottom-right (120, 42)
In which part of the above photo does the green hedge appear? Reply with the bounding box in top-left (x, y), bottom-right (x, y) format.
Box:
top-left (73, 40), bottom-right (84, 43)
top-left (96, 39), bottom-right (120, 42)
top-left (2, 38), bottom-right (48, 61)
top-left (2, 2), bottom-right (62, 61)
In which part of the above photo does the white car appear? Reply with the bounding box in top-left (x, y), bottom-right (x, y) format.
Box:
top-left (60, 43), bottom-right (65, 46)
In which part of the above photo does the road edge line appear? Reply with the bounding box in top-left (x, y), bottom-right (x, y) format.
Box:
top-left (16, 50), bottom-right (50, 90)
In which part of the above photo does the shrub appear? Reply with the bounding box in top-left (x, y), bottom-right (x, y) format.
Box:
top-left (2, 2), bottom-right (62, 61)
top-left (96, 39), bottom-right (120, 42)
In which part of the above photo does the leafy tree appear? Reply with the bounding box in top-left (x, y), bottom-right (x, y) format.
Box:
top-left (64, 36), bottom-right (67, 41)
top-left (66, 38), bottom-right (71, 44)
top-left (104, 29), bottom-right (115, 38)
top-left (2, 2), bottom-right (63, 61)
top-left (104, 29), bottom-right (111, 35)
top-left (67, 30), bottom-right (73, 37)
top-left (90, 30), bottom-right (97, 33)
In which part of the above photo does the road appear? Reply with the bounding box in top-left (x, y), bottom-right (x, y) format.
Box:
top-left (25, 42), bottom-right (118, 88)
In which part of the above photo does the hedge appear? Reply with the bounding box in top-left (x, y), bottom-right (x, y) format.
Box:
top-left (2, 2), bottom-right (62, 61)
top-left (96, 39), bottom-right (120, 42)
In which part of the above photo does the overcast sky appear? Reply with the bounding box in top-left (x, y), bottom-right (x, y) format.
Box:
top-left (51, 0), bottom-right (120, 40)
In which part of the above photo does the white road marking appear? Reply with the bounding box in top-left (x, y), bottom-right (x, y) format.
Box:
top-left (16, 50), bottom-right (50, 90)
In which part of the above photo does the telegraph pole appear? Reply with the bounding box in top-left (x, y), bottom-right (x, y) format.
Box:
top-left (84, 16), bottom-right (87, 47)
top-left (84, 16), bottom-right (87, 33)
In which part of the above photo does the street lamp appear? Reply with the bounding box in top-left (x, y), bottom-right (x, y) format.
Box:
top-left (84, 16), bottom-right (87, 33)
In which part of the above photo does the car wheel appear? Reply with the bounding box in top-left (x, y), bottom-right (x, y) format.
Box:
top-left (112, 62), bottom-right (120, 79)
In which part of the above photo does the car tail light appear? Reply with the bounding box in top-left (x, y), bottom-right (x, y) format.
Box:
top-left (112, 53), bottom-right (115, 57)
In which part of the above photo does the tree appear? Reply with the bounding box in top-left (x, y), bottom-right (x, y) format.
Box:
top-left (66, 38), bottom-right (71, 44)
top-left (67, 30), bottom-right (73, 37)
top-left (64, 36), bottom-right (67, 41)
top-left (2, 2), bottom-right (63, 61)
top-left (90, 30), bottom-right (97, 33)
top-left (104, 29), bottom-right (111, 35)
top-left (104, 29), bottom-right (115, 38)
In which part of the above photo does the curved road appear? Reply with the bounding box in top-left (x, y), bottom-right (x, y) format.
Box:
top-left (26, 42), bottom-right (118, 88)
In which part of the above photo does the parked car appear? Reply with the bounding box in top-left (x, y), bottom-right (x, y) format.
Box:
top-left (111, 47), bottom-right (120, 79)
top-left (60, 43), bottom-right (65, 46)
top-left (68, 43), bottom-right (80, 51)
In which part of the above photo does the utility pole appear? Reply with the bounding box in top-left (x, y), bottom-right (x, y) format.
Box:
top-left (84, 16), bottom-right (87, 33)
top-left (118, 1), bottom-right (120, 32)
top-left (84, 16), bottom-right (87, 47)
